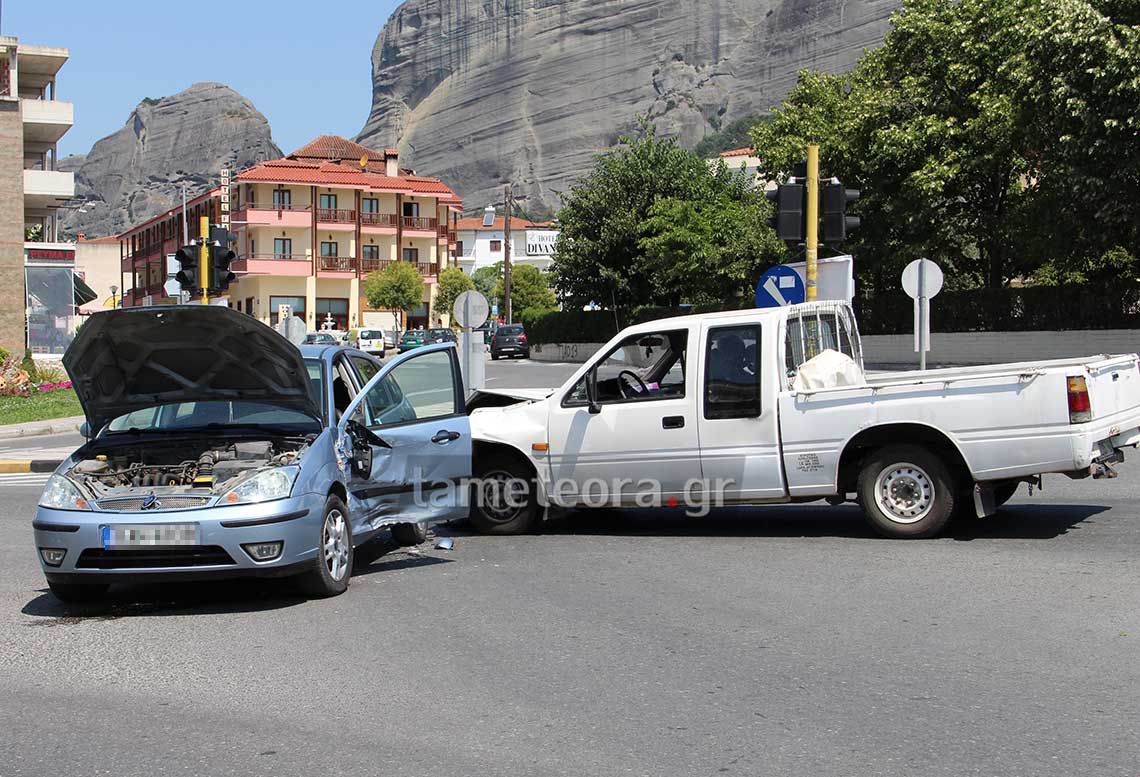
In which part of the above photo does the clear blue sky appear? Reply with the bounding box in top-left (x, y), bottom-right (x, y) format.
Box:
top-left (2, 0), bottom-right (402, 158)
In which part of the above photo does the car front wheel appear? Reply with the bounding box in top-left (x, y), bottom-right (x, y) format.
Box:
top-left (298, 495), bottom-right (354, 597)
top-left (858, 444), bottom-right (956, 538)
top-left (391, 522), bottom-right (427, 546)
top-left (470, 453), bottom-right (542, 534)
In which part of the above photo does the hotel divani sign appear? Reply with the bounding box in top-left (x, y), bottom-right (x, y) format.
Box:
top-left (525, 230), bottom-right (558, 256)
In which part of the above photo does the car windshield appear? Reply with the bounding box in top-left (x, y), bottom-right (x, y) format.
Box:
top-left (403, 332), bottom-right (425, 341)
top-left (105, 400), bottom-right (321, 435)
top-left (429, 329), bottom-right (452, 337)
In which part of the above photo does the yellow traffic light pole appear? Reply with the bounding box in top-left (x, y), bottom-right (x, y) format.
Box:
top-left (199, 215), bottom-right (209, 305)
top-left (805, 144), bottom-right (819, 302)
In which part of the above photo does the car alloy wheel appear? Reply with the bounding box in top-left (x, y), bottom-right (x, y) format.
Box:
top-left (323, 507), bottom-right (350, 581)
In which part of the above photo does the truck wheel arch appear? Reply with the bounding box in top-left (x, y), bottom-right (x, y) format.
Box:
top-left (472, 440), bottom-right (547, 502)
top-left (838, 424), bottom-right (971, 494)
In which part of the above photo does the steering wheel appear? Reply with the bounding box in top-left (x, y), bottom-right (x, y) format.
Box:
top-left (617, 369), bottom-right (649, 399)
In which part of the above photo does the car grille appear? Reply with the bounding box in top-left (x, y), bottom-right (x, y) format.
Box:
top-left (97, 495), bottom-right (213, 512)
top-left (76, 546), bottom-right (236, 569)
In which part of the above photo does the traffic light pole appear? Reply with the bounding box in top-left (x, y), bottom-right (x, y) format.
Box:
top-left (198, 215), bottom-right (209, 305)
top-left (805, 144), bottom-right (819, 302)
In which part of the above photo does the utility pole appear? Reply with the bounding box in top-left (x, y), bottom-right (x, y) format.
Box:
top-left (182, 186), bottom-right (188, 244)
top-left (503, 183), bottom-right (513, 324)
top-left (805, 143), bottom-right (819, 302)
top-left (198, 215), bottom-right (209, 305)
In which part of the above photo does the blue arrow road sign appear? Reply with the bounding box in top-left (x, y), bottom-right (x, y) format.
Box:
top-left (755, 265), bottom-right (806, 308)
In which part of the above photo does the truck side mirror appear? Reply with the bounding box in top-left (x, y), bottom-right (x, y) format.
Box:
top-left (586, 369), bottom-right (601, 414)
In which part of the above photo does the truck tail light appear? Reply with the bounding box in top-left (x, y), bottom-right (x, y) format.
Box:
top-left (1067, 376), bottom-right (1092, 423)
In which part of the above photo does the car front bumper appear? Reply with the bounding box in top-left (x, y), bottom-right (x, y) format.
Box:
top-left (33, 491), bottom-right (328, 584)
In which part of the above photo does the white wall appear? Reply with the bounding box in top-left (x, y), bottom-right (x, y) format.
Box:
top-left (457, 228), bottom-right (556, 273)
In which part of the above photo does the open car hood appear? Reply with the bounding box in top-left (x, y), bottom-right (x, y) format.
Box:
top-left (63, 305), bottom-right (322, 433)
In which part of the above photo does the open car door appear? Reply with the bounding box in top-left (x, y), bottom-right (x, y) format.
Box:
top-left (336, 343), bottom-right (470, 532)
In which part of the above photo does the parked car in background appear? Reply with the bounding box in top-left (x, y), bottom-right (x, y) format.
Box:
top-left (303, 332), bottom-right (340, 345)
top-left (34, 306), bottom-right (471, 602)
top-left (490, 324), bottom-right (530, 360)
top-left (355, 329), bottom-right (387, 357)
top-left (382, 329), bottom-right (398, 351)
top-left (428, 328), bottom-right (458, 345)
top-left (398, 330), bottom-right (429, 353)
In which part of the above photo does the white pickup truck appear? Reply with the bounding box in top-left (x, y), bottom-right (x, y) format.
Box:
top-left (467, 302), bottom-right (1140, 538)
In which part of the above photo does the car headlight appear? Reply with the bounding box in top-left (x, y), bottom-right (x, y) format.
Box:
top-left (222, 466), bottom-right (299, 505)
top-left (39, 474), bottom-right (91, 511)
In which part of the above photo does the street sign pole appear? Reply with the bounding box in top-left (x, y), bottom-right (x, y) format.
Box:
top-left (198, 215), bottom-right (209, 305)
top-left (918, 260), bottom-right (927, 370)
top-left (902, 258), bottom-right (943, 371)
top-left (805, 144), bottom-right (820, 302)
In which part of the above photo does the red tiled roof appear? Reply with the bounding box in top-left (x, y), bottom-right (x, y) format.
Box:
top-left (719, 147), bottom-right (756, 158)
top-left (454, 216), bottom-right (555, 231)
top-left (290, 134), bottom-right (385, 162)
top-left (77, 234), bottom-right (120, 244)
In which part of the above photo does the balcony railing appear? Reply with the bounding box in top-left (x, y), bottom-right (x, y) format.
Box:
top-left (239, 252), bottom-right (309, 261)
top-left (361, 212), bottom-right (398, 228)
top-left (361, 257), bottom-right (391, 274)
top-left (417, 262), bottom-right (440, 276)
top-left (318, 255), bottom-right (357, 272)
top-left (246, 202), bottom-right (310, 211)
top-left (402, 216), bottom-right (438, 231)
top-left (317, 208), bottom-right (356, 223)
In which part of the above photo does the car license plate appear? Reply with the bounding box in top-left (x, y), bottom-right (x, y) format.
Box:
top-left (101, 524), bottom-right (198, 549)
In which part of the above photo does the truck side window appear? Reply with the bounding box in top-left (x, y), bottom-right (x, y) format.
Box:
top-left (563, 329), bottom-right (687, 406)
top-left (705, 325), bottom-right (762, 419)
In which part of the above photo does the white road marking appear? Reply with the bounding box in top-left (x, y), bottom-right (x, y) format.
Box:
top-left (0, 473), bottom-right (51, 486)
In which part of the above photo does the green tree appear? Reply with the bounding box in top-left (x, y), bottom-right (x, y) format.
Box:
top-left (471, 263), bottom-right (502, 302)
top-left (364, 261), bottom-right (424, 330)
top-left (494, 265), bottom-right (558, 317)
top-left (435, 267), bottom-right (475, 326)
top-left (693, 114), bottom-right (770, 158)
top-left (639, 196), bottom-right (785, 305)
top-left (552, 120), bottom-right (769, 309)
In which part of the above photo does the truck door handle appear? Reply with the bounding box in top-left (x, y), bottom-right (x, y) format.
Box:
top-left (431, 430), bottom-right (461, 444)
top-left (662, 416), bottom-right (685, 429)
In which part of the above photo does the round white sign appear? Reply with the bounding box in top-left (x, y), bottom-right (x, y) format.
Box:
top-left (901, 259), bottom-right (944, 299)
top-left (453, 290), bottom-right (490, 329)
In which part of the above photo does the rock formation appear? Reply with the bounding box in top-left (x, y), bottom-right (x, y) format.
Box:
top-left (357, 0), bottom-right (901, 213)
top-left (60, 83), bottom-right (280, 238)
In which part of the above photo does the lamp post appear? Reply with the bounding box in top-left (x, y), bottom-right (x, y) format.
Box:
top-left (110, 284), bottom-right (118, 309)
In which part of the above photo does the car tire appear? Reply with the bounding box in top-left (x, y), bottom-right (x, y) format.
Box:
top-left (857, 444), bottom-right (957, 538)
top-left (47, 580), bottom-right (109, 603)
top-left (490, 353), bottom-right (499, 361)
top-left (992, 481), bottom-right (1020, 507)
top-left (391, 522), bottom-right (427, 546)
top-left (298, 495), bottom-right (354, 597)
top-left (470, 452), bottom-right (542, 535)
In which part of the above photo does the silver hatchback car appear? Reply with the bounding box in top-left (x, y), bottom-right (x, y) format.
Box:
top-left (32, 306), bottom-right (471, 602)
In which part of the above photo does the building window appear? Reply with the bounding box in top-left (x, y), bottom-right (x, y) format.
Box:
top-left (316, 298), bottom-right (350, 331)
top-left (272, 188), bottom-right (291, 209)
top-left (250, 239), bottom-right (255, 256)
top-left (319, 193), bottom-right (337, 210)
top-left (274, 238), bottom-right (292, 259)
top-left (402, 247), bottom-right (419, 263)
top-left (236, 300), bottom-right (242, 312)
top-left (270, 296), bottom-right (305, 326)
top-left (362, 198), bottom-right (379, 214)
top-left (490, 240), bottom-right (502, 252)
top-left (362, 245), bottom-right (380, 260)
top-left (402, 201), bottom-right (419, 217)
top-left (321, 241), bottom-right (338, 257)
top-left (246, 297), bottom-right (255, 316)
top-left (456, 241), bottom-right (464, 256)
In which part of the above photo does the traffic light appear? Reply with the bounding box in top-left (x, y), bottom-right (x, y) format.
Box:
top-left (765, 183), bottom-right (806, 242)
top-left (174, 244), bottom-right (200, 293)
top-left (210, 241), bottom-right (236, 293)
top-left (822, 181), bottom-right (861, 243)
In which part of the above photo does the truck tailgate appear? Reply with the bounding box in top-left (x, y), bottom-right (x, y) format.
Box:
top-left (1081, 355), bottom-right (1140, 454)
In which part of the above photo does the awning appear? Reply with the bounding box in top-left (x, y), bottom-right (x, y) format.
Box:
top-left (73, 274), bottom-right (97, 305)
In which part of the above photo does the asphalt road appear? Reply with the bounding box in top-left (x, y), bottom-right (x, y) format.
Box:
top-left (1, 359), bottom-right (1138, 776)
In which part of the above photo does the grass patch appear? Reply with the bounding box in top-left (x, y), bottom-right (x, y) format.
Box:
top-left (0, 389), bottom-right (83, 426)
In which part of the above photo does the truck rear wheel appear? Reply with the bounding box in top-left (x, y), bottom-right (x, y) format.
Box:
top-left (858, 444), bottom-right (956, 538)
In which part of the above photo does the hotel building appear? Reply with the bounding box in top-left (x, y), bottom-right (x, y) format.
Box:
top-left (119, 135), bottom-right (462, 330)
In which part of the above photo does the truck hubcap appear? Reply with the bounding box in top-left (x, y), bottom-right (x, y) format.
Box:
top-left (874, 463), bottom-right (934, 524)
top-left (323, 509), bottom-right (349, 580)
top-left (480, 470), bottom-right (529, 523)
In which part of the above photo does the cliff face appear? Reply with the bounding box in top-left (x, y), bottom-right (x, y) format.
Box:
top-left (61, 83), bottom-right (281, 238)
top-left (357, 0), bottom-right (901, 212)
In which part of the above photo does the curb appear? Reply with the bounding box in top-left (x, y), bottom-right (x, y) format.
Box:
top-left (0, 416), bottom-right (85, 440)
top-left (0, 459), bottom-right (63, 474)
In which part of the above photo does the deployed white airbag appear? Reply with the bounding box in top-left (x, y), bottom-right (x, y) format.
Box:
top-left (792, 349), bottom-right (865, 392)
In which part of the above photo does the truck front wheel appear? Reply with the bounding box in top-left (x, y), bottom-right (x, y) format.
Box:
top-left (858, 445), bottom-right (956, 538)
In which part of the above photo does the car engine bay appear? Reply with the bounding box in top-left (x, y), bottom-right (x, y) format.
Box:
top-left (67, 437), bottom-right (311, 500)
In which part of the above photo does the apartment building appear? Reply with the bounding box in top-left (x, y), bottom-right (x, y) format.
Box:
top-left (454, 216), bottom-right (558, 275)
top-left (119, 136), bottom-right (462, 330)
top-left (0, 36), bottom-right (77, 355)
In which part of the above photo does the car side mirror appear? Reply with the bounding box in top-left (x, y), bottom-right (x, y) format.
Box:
top-left (586, 369), bottom-right (601, 414)
top-left (78, 421), bottom-right (90, 439)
